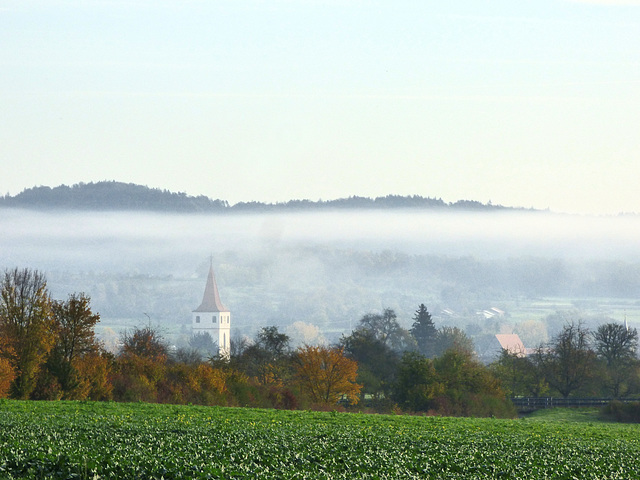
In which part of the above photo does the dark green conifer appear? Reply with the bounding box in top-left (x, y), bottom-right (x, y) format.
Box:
top-left (410, 304), bottom-right (437, 358)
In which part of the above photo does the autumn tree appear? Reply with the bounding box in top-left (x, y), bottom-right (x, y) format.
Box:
top-left (433, 326), bottom-right (475, 358)
top-left (0, 336), bottom-right (15, 398)
top-left (340, 308), bottom-right (414, 404)
top-left (0, 268), bottom-right (55, 399)
top-left (237, 326), bottom-right (292, 386)
top-left (393, 349), bottom-right (513, 417)
top-left (256, 326), bottom-right (291, 357)
top-left (294, 345), bottom-right (361, 406)
top-left (158, 361), bottom-right (229, 406)
top-left (536, 322), bottom-right (595, 398)
top-left (120, 324), bottom-right (168, 360)
top-left (593, 322), bottom-right (639, 398)
top-left (75, 350), bottom-right (113, 400)
top-left (357, 309), bottom-right (415, 352)
top-left (393, 352), bottom-right (444, 412)
top-left (410, 304), bottom-right (438, 357)
top-left (490, 349), bottom-right (548, 397)
top-left (340, 328), bottom-right (399, 402)
top-left (112, 325), bottom-right (169, 402)
top-left (44, 293), bottom-right (102, 398)
top-left (593, 322), bottom-right (638, 366)
top-left (172, 347), bottom-right (204, 366)
top-left (432, 349), bottom-right (514, 417)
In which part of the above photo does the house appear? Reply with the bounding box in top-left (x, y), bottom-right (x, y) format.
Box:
top-left (495, 333), bottom-right (529, 357)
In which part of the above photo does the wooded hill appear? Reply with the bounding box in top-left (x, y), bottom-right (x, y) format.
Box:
top-left (0, 181), bottom-right (521, 212)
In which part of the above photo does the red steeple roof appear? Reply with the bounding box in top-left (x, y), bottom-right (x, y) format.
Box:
top-left (194, 263), bottom-right (228, 312)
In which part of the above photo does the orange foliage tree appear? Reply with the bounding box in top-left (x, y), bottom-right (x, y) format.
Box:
top-left (237, 327), bottom-right (292, 387)
top-left (294, 345), bottom-right (361, 406)
top-left (112, 325), bottom-right (168, 402)
top-left (0, 336), bottom-right (15, 398)
top-left (75, 351), bottom-right (113, 400)
top-left (158, 362), bottom-right (230, 406)
top-left (0, 268), bottom-right (55, 399)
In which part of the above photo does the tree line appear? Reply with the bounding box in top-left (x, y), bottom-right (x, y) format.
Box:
top-left (0, 268), bottom-right (359, 407)
top-left (2, 267), bottom-right (636, 417)
top-left (0, 267), bottom-right (514, 416)
top-left (1, 181), bottom-right (515, 212)
top-left (492, 321), bottom-right (640, 400)
top-left (0, 182), bottom-right (228, 212)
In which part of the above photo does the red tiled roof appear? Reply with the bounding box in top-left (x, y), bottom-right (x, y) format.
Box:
top-left (495, 333), bottom-right (527, 356)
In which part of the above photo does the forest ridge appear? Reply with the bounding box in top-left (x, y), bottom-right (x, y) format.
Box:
top-left (0, 181), bottom-right (521, 212)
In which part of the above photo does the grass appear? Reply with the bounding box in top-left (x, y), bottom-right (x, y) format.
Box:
top-left (1, 400), bottom-right (639, 479)
top-left (523, 407), bottom-right (605, 423)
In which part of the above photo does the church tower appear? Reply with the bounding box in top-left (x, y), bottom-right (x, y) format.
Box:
top-left (193, 261), bottom-right (230, 358)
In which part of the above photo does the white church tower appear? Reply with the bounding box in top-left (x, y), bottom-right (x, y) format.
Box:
top-left (193, 261), bottom-right (230, 358)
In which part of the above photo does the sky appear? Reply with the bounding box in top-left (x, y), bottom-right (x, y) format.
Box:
top-left (2, 0), bottom-right (640, 215)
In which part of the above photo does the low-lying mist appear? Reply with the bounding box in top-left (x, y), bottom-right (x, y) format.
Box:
top-left (2, 208), bottom-right (640, 352)
top-left (2, 209), bottom-right (639, 270)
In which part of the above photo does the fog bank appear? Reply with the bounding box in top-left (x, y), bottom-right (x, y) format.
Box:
top-left (3, 208), bottom-right (640, 352)
top-left (2, 209), bottom-right (639, 275)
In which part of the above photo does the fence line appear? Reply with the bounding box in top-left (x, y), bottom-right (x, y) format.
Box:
top-left (510, 397), bottom-right (639, 410)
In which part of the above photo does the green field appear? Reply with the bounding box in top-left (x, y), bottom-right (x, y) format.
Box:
top-left (1, 401), bottom-right (638, 479)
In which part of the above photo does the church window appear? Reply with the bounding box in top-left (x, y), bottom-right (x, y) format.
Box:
top-left (195, 316), bottom-right (200, 323)
top-left (212, 316), bottom-right (216, 323)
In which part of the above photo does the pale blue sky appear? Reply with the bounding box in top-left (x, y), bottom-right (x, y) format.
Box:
top-left (2, 0), bottom-right (640, 214)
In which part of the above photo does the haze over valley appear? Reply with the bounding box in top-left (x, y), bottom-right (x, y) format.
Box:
top-left (3, 184), bottom-right (640, 361)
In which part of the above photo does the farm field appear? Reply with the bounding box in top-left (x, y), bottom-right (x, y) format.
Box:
top-left (0, 401), bottom-right (638, 479)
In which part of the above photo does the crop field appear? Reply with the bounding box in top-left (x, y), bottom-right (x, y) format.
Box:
top-left (0, 401), bottom-right (639, 479)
